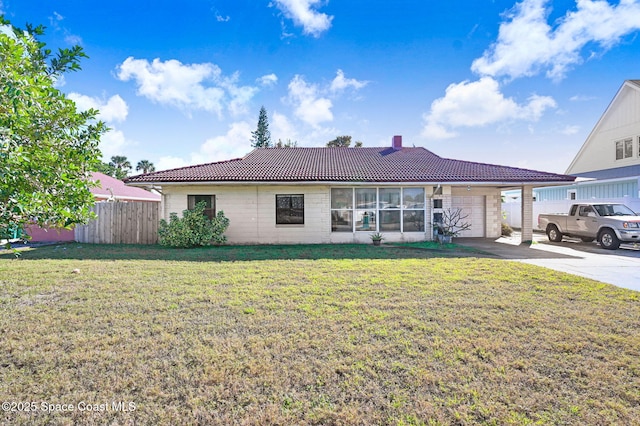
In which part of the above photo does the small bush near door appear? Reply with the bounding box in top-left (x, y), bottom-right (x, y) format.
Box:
top-left (158, 201), bottom-right (230, 248)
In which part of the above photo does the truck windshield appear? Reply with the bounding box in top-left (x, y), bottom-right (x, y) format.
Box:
top-left (592, 204), bottom-right (637, 217)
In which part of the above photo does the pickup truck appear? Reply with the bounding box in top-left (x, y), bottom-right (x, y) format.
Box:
top-left (538, 203), bottom-right (640, 250)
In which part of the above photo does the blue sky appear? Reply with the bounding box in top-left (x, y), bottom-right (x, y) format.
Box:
top-left (3, 0), bottom-right (640, 174)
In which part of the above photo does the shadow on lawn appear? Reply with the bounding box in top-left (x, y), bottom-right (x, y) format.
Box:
top-left (0, 242), bottom-right (489, 262)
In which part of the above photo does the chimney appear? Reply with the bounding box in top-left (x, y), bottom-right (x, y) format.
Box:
top-left (392, 135), bottom-right (402, 150)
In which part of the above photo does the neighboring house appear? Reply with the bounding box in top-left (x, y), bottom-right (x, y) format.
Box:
top-left (89, 171), bottom-right (162, 203)
top-left (504, 80), bottom-right (640, 229)
top-left (126, 136), bottom-right (574, 244)
top-left (26, 171), bottom-right (160, 242)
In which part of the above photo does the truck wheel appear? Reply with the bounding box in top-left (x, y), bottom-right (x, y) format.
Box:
top-left (547, 225), bottom-right (563, 242)
top-left (580, 237), bottom-right (595, 243)
top-left (599, 229), bottom-right (620, 250)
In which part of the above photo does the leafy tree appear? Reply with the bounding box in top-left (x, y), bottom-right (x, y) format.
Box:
top-left (95, 161), bottom-right (115, 176)
top-left (250, 106), bottom-right (271, 148)
top-left (275, 138), bottom-right (298, 148)
top-left (136, 159), bottom-right (155, 174)
top-left (0, 18), bottom-right (107, 242)
top-left (95, 157), bottom-right (155, 178)
top-left (108, 155), bottom-right (132, 179)
top-left (326, 136), bottom-right (364, 148)
top-left (327, 135), bottom-right (352, 147)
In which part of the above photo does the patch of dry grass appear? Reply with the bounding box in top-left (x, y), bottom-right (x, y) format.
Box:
top-left (0, 244), bottom-right (639, 425)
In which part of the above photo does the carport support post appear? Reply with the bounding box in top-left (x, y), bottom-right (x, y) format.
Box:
top-left (521, 185), bottom-right (533, 243)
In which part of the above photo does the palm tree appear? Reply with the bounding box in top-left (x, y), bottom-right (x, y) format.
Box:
top-left (136, 160), bottom-right (155, 174)
top-left (109, 155), bottom-right (132, 179)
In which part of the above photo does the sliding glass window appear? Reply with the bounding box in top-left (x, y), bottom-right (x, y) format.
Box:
top-left (330, 187), bottom-right (426, 233)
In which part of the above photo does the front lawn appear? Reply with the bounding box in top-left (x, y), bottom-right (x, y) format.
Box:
top-left (1, 244), bottom-right (638, 425)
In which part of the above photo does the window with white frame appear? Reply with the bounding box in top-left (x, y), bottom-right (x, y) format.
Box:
top-left (330, 187), bottom-right (425, 232)
top-left (615, 138), bottom-right (633, 160)
top-left (331, 188), bottom-right (354, 232)
top-left (402, 188), bottom-right (425, 232)
top-left (355, 188), bottom-right (377, 231)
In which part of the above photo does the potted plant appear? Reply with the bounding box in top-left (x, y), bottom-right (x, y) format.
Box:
top-left (431, 222), bottom-right (441, 240)
top-left (370, 232), bottom-right (384, 246)
top-left (438, 208), bottom-right (471, 244)
top-left (439, 230), bottom-right (454, 244)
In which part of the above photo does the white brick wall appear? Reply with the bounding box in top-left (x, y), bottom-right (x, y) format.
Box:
top-left (521, 186), bottom-right (534, 241)
top-left (163, 185), bottom-right (331, 244)
top-left (161, 184), bottom-right (503, 244)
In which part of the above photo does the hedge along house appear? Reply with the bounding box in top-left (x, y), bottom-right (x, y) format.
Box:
top-left (125, 136), bottom-right (575, 244)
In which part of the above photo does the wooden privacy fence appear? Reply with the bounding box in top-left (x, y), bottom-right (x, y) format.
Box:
top-left (75, 202), bottom-right (160, 244)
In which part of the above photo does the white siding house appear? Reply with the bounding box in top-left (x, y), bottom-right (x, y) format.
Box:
top-left (505, 80), bottom-right (640, 229)
top-left (566, 80), bottom-right (640, 178)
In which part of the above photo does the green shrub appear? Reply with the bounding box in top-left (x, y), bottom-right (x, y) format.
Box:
top-left (158, 201), bottom-right (230, 248)
top-left (501, 222), bottom-right (513, 237)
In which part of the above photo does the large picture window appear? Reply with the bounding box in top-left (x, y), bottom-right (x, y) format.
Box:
top-left (331, 188), bottom-right (353, 232)
top-left (379, 188), bottom-right (401, 231)
top-left (188, 195), bottom-right (215, 220)
top-left (331, 187), bottom-right (426, 233)
top-left (276, 194), bottom-right (304, 225)
top-left (403, 188), bottom-right (424, 232)
top-left (355, 188), bottom-right (377, 231)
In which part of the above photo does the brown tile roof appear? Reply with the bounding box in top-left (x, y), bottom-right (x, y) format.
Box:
top-left (125, 147), bottom-right (576, 184)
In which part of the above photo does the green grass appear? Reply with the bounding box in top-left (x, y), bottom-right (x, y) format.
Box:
top-left (1, 241), bottom-right (474, 262)
top-left (1, 243), bottom-right (639, 425)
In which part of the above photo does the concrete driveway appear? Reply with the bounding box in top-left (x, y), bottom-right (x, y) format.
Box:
top-left (457, 232), bottom-right (640, 292)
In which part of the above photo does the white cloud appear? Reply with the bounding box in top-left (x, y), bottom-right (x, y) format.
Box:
top-left (199, 121), bottom-right (253, 160)
top-left (472, 0), bottom-right (640, 80)
top-left (422, 77), bottom-right (556, 139)
top-left (64, 34), bottom-right (83, 45)
top-left (257, 73), bottom-right (278, 87)
top-left (215, 13), bottom-right (230, 22)
top-left (421, 121), bottom-right (457, 140)
top-left (287, 74), bottom-right (333, 127)
top-left (116, 57), bottom-right (257, 117)
top-left (569, 94), bottom-right (596, 102)
top-left (271, 111), bottom-right (299, 143)
top-left (47, 11), bottom-right (83, 46)
top-left (156, 122), bottom-right (252, 170)
top-left (300, 126), bottom-right (340, 146)
top-left (220, 72), bottom-right (259, 116)
top-left (67, 93), bottom-right (132, 160)
top-left (271, 0), bottom-right (333, 37)
top-left (68, 93), bottom-right (128, 123)
top-left (283, 70), bottom-right (367, 128)
top-left (329, 69), bottom-right (368, 94)
top-left (155, 156), bottom-right (190, 172)
top-left (561, 124), bottom-right (580, 135)
top-left (49, 11), bottom-right (64, 25)
top-left (99, 128), bottom-right (128, 161)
